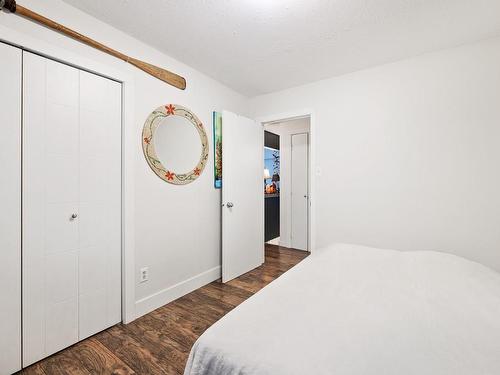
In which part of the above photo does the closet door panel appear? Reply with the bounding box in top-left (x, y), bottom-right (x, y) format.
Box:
top-left (78, 71), bottom-right (122, 339)
top-left (45, 299), bottom-right (78, 356)
top-left (79, 203), bottom-right (106, 249)
top-left (46, 59), bottom-right (79, 106)
top-left (22, 54), bottom-right (48, 364)
top-left (45, 252), bottom-right (78, 304)
top-left (0, 42), bottom-right (22, 375)
top-left (105, 78), bottom-right (122, 328)
top-left (45, 154), bottom-right (79, 204)
top-left (22, 264), bottom-right (44, 365)
top-left (80, 105), bottom-right (108, 156)
top-left (45, 202), bottom-right (79, 254)
top-left (23, 52), bottom-right (80, 366)
top-left (79, 290), bottom-right (108, 339)
top-left (46, 103), bottom-right (79, 155)
top-left (44, 253), bottom-right (78, 355)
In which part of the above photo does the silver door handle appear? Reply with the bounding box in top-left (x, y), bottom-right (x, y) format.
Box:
top-left (226, 202), bottom-right (234, 208)
top-left (71, 213), bottom-right (78, 220)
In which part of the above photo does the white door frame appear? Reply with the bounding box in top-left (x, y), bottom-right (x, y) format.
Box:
top-left (257, 109), bottom-right (316, 255)
top-left (0, 26), bottom-right (136, 323)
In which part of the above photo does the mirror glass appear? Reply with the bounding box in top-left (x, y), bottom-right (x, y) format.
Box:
top-left (154, 115), bottom-right (202, 174)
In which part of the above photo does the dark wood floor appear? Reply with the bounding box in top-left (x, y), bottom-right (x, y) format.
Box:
top-left (20, 244), bottom-right (308, 375)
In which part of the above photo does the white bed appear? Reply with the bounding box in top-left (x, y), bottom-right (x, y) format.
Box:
top-left (184, 244), bottom-right (500, 375)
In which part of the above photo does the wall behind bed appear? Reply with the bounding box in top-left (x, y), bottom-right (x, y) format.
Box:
top-left (251, 36), bottom-right (500, 271)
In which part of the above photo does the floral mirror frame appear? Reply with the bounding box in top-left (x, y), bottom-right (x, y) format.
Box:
top-left (142, 104), bottom-right (209, 185)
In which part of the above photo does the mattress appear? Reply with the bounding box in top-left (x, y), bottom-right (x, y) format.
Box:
top-left (184, 244), bottom-right (500, 375)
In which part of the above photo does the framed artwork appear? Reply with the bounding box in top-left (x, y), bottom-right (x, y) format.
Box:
top-left (213, 112), bottom-right (222, 188)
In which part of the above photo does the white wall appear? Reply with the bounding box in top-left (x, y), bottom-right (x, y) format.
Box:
top-left (4, 0), bottom-right (500, 322)
top-left (265, 118), bottom-right (310, 249)
top-left (252, 37), bottom-right (500, 272)
top-left (0, 0), bottom-right (247, 320)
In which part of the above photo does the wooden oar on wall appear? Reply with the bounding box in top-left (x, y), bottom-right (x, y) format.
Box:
top-left (0, 0), bottom-right (187, 90)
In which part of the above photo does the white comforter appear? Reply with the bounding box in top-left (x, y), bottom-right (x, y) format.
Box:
top-left (184, 244), bottom-right (500, 375)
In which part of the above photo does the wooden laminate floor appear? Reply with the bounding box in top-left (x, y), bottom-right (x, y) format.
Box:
top-left (20, 244), bottom-right (309, 375)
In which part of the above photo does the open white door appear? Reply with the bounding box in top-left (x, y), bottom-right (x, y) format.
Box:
top-left (222, 111), bottom-right (264, 282)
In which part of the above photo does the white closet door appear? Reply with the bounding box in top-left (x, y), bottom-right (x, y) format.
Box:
top-left (23, 51), bottom-right (80, 367)
top-left (0, 42), bottom-right (22, 375)
top-left (291, 133), bottom-right (309, 251)
top-left (78, 70), bottom-right (122, 340)
top-left (23, 52), bottom-right (122, 366)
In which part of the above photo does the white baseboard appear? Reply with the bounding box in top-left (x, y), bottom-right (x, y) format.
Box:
top-left (134, 265), bottom-right (221, 320)
top-left (266, 237), bottom-right (280, 246)
top-left (279, 240), bottom-right (291, 248)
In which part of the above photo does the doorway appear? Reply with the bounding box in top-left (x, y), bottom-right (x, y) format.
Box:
top-left (263, 116), bottom-right (311, 252)
top-left (220, 110), bottom-right (314, 282)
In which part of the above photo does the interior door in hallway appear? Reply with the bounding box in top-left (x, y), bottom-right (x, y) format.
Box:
top-left (291, 133), bottom-right (309, 251)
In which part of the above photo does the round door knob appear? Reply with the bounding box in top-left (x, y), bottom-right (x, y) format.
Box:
top-left (226, 202), bottom-right (234, 208)
top-left (71, 213), bottom-right (78, 219)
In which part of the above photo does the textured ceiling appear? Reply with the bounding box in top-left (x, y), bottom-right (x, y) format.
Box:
top-left (63, 0), bottom-right (500, 96)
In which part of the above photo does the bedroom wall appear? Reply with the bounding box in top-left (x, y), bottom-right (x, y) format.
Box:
top-left (251, 36), bottom-right (500, 272)
top-left (265, 118), bottom-right (310, 249)
top-left (0, 0), bottom-right (247, 319)
top-left (3, 0), bottom-right (500, 323)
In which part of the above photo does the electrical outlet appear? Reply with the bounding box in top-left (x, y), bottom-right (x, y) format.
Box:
top-left (140, 267), bottom-right (149, 283)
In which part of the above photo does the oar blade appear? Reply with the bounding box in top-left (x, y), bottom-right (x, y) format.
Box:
top-left (128, 57), bottom-right (186, 90)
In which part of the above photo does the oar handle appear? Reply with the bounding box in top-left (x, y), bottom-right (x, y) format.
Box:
top-left (0, 0), bottom-right (187, 90)
top-left (1, 0), bottom-right (17, 12)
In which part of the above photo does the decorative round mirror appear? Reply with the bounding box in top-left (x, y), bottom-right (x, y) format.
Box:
top-left (142, 104), bottom-right (209, 185)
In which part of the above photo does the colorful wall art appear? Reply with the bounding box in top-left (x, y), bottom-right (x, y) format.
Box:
top-left (213, 112), bottom-right (222, 188)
